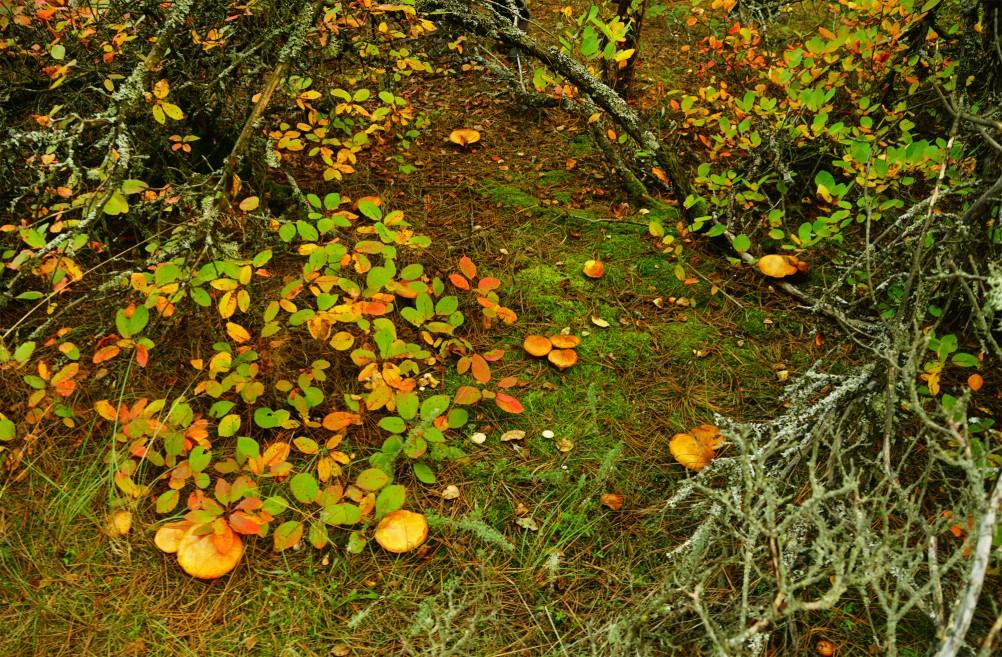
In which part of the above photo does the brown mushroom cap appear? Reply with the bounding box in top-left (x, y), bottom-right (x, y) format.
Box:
top-left (449, 129), bottom-right (481, 147)
top-left (547, 348), bottom-right (578, 370)
top-left (154, 521), bottom-right (194, 554)
top-left (549, 334), bottom-right (581, 349)
top-left (175, 525), bottom-right (244, 579)
top-left (758, 254), bottom-right (802, 278)
top-left (374, 510), bottom-right (428, 553)
top-left (523, 335), bottom-right (553, 357)
top-left (583, 259), bottom-right (606, 279)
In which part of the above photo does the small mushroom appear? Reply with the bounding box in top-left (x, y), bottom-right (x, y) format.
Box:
top-left (549, 334), bottom-right (581, 349)
top-left (547, 348), bottom-right (578, 370)
top-left (374, 510), bottom-right (428, 553)
top-left (175, 525), bottom-right (244, 579)
top-left (523, 335), bottom-right (553, 357)
top-left (449, 129), bottom-right (481, 147)
top-left (758, 254), bottom-right (808, 278)
top-left (154, 521), bottom-right (194, 553)
top-left (583, 259), bottom-right (606, 278)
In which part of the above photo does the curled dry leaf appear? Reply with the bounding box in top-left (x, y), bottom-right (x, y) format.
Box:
top-left (583, 259), bottom-right (606, 278)
top-left (470, 431), bottom-right (487, 444)
top-left (514, 502), bottom-right (530, 516)
top-left (523, 335), bottom-right (553, 357)
top-left (449, 129), bottom-right (481, 147)
top-left (374, 509), bottom-right (428, 553)
top-left (501, 429), bottom-right (526, 442)
top-left (547, 349), bottom-right (578, 370)
top-left (541, 429), bottom-right (555, 438)
top-left (591, 315), bottom-right (610, 328)
top-left (515, 516), bottom-right (539, 531)
top-left (600, 493), bottom-right (624, 511)
top-left (441, 485), bottom-right (460, 500)
top-left (107, 510), bottom-right (133, 537)
top-left (555, 437), bottom-right (574, 452)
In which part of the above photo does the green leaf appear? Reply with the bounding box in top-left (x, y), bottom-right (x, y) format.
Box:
top-left (706, 224), bottom-right (725, 237)
top-left (322, 503), bottom-right (362, 526)
top-left (51, 44), bottom-right (65, 60)
top-left (273, 520), bottom-right (304, 551)
top-left (0, 418), bottom-right (15, 441)
top-left (128, 305), bottom-right (149, 336)
top-left (378, 416), bottom-right (407, 433)
top-left (155, 489), bottom-right (180, 513)
top-left (356, 468), bottom-right (390, 491)
top-left (420, 394), bottom-right (450, 421)
top-left (396, 391), bottom-right (419, 420)
top-left (218, 414), bottom-right (241, 437)
top-left (732, 234), bottom-right (751, 252)
top-left (237, 435), bottom-right (260, 460)
top-left (413, 462), bottom-right (436, 484)
top-left (375, 484), bottom-right (406, 519)
top-left (188, 446), bottom-right (211, 472)
top-left (346, 530), bottom-right (366, 553)
top-left (951, 352), bottom-right (980, 368)
top-left (290, 472), bottom-right (320, 503)
top-left (447, 408), bottom-right (468, 429)
top-left (358, 199), bottom-right (382, 221)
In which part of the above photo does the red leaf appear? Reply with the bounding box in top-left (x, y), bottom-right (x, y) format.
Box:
top-left (228, 510), bottom-right (263, 535)
top-left (496, 376), bottom-right (519, 389)
top-left (453, 385), bottom-right (482, 405)
top-left (135, 343), bottom-right (149, 368)
top-left (482, 349), bottom-right (505, 361)
top-left (471, 354), bottom-right (491, 384)
top-left (459, 256), bottom-right (477, 279)
top-left (495, 392), bottom-right (524, 414)
top-left (477, 277), bottom-right (501, 291)
top-left (93, 345), bottom-right (120, 363)
top-left (449, 273), bottom-right (470, 290)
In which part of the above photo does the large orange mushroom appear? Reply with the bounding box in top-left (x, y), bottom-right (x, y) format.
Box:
top-left (375, 510), bottom-right (428, 553)
top-left (758, 254), bottom-right (808, 278)
top-left (449, 129), bottom-right (481, 147)
top-left (523, 335), bottom-right (553, 357)
top-left (155, 521), bottom-right (244, 579)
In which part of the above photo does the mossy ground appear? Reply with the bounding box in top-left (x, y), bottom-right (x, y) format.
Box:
top-left (1, 38), bottom-right (861, 657)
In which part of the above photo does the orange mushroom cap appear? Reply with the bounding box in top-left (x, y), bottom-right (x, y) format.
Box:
top-left (583, 259), bottom-right (605, 278)
top-left (175, 525), bottom-right (244, 579)
top-left (523, 335), bottom-right (553, 357)
top-left (374, 510), bottom-right (429, 553)
top-left (549, 334), bottom-right (581, 349)
top-left (449, 129), bottom-right (481, 147)
top-left (154, 521), bottom-right (194, 554)
top-left (547, 348), bottom-right (578, 370)
top-left (758, 254), bottom-right (804, 278)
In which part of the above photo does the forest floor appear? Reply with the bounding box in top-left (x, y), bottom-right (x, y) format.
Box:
top-left (0, 12), bottom-right (923, 657)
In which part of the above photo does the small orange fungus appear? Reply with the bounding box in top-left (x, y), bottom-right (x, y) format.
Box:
top-left (758, 254), bottom-right (808, 278)
top-left (449, 129), bottom-right (481, 147)
top-left (523, 335), bottom-right (553, 357)
top-left (547, 348), bottom-right (578, 370)
top-left (549, 334), bottom-right (581, 349)
top-left (583, 259), bottom-right (606, 278)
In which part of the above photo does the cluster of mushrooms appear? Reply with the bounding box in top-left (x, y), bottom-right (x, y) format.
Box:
top-left (522, 333), bottom-right (581, 370)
